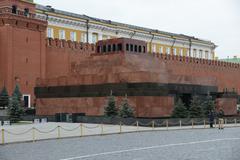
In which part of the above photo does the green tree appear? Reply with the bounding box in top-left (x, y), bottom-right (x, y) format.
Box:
top-left (8, 95), bottom-right (23, 123)
top-left (189, 95), bottom-right (203, 118)
top-left (12, 84), bottom-right (22, 101)
top-left (0, 86), bottom-right (9, 109)
top-left (172, 98), bottom-right (189, 118)
top-left (104, 91), bottom-right (118, 117)
top-left (119, 95), bottom-right (134, 118)
top-left (202, 94), bottom-right (215, 117)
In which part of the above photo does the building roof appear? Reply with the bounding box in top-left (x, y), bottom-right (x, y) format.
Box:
top-left (36, 4), bottom-right (216, 47)
top-left (221, 56), bottom-right (240, 63)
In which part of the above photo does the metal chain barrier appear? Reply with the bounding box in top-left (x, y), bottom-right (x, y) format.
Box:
top-left (34, 126), bottom-right (58, 134)
top-left (4, 128), bottom-right (33, 136)
top-left (82, 124), bottom-right (100, 129)
top-left (60, 125), bottom-right (81, 132)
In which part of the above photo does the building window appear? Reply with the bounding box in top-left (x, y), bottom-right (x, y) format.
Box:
top-left (152, 44), bottom-right (156, 52)
top-left (199, 50), bottom-right (203, 58)
top-left (92, 33), bottom-right (98, 44)
top-left (138, 46), bottom-right (142, 53)
top-left (205, 51), bottom-right (209, 59)
top-left (24, 8), bottom-right (29, 17)
top-left (126, 44), bottom-right (129, 51)
top-left (134, 45), bottom-right (138, 52)
top-left (59, 30), bottom-right (65, 40)
top-left (166, 47), bottom-right (170, 54)
top-left (103, 45), bottom-right (106, 52)
top-left (193, 49), bottom-right (197, 58)
top-left (173, 48), bottom-right (177, 55)
top-left (107, 45), bottom-right (111, 52)
top-left (180, 49), bottom-right (183, 56)
top-left (130, 44), bottom-right (133, 52)
top-left (80, 33), bottom-right (87, 43)
top-left (159, 47), bottom-right (163, 53)
top-left (12, 5), bottom-right (17, 14)
top-left (47, 28), bottom-right (54, 38)
top-left (70, 31), bottom-right (77, 41)
top-left (143, 46), bottom-right (146, 53)
top-left (113, 44), bottom-right (116, 51)
top-left (117, 43), bottom-right (122, 51)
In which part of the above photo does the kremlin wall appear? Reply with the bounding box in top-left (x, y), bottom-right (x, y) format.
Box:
top-left (0, 0), bottom-right (239, 118)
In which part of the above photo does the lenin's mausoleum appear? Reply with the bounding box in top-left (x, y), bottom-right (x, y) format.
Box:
top-left (0, 0), bottom-right (239, 117)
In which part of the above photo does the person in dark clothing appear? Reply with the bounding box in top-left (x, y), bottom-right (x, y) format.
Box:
top-left (209, 110), bottom-right (214, 128)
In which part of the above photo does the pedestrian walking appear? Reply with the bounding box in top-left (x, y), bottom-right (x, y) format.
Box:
top-left (218, 109), bottom-right (224, 129)
top-left (209, 110), bottom-right (214, 128)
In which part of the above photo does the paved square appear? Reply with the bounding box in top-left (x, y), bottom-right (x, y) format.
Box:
top-left (1, 127), bottom-right (240, 160)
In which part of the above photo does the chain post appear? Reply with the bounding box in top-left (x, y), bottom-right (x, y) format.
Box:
top-left (101, 123), bottom-right (104, 135)
top-left (204, 119), bottom-right (206, 128)
top-left (119, 122), bottom-right (122, 134)
top-left (57, 126), bottom-right (61, 139)
top-left (192, 119), bottom-right (194, 129)
top-left (80, 123), bottom-right (83, 137)
top-left (1, 129), bottom-right (4, 145)
top-left (137, 121), bottom-right (139, 131)
top-left (166, 120), bottom-right (169, 130)
top-left (152, 121), bottom-right (155, 130)
top-left (32, 127), bottom-right (36, 142)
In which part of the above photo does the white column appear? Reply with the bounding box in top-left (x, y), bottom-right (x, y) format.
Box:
top-left (88, 32), bottom-right (93, 43)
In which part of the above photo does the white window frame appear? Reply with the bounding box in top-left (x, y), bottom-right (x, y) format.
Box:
top-left (70, 31), bottom-right (77, 41)
top-left (166, 47), bottom-right (170, 54)
top-left (81, 33), bottom-right (87, 43)
top-left (152, 44), bottom-right (156, 52)
top-left (59, 29), bottom-right (65, 40)
top-left (23, 94), bottom-right (31, 108)
top-left (92, 33), bottom-right (98, 44)
top-left (173, 48), bottom-right (177, 55)
top-left (159, 47), bottom-right (163, 53)
top-left (47, 28), bottom-right (54, 38)
top-left (180, 49), bottom-right (183, 56)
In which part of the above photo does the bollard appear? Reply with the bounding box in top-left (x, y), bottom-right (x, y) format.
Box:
top-left (101, 123), bottom-right (104, 135)
top-left (152, 121), bottom-right (155, 130)
top-left (214, 119), bottom-right (217, 128)
top-left (180, 120), bottom-right (182, 128)
top-left (166, 120), bottom-right (169, 130)
top-left (136, 121), bottom-right (139, 131)
top-left (80, 123), bottom-right (83, 137)
top-left (235, 119), bottom-right (237, 126)
top-left (32, 127), bottom-right (36, 142)
top-left (192, 119), bottom-right (194, 129)
top-left (204, 120), bottom-right (206, 128)
top-left (1, 129), bottom-right (4, 145)
top-left (119, 122), bottom-right (122, 134)
top-left (57, 126), bottom-right (61, 139)
top-left (225, 119), bottom-right (227, 125)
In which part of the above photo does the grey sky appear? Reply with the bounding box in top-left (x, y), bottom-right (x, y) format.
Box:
top-left (35, 0), bottom-right (240, 58)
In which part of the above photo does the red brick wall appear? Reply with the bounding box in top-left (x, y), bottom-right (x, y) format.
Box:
top-left (36, 96), bottom-right (174, 117)
top-left (216, 98), bottom-right (237, 115)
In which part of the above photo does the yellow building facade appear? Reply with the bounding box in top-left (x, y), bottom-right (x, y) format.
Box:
top-left (35, 4), bottom-right (216, 59)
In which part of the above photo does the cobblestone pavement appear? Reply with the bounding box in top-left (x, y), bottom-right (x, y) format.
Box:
top-left (1, 127), bottom-right (240, 160)
top-left (1, 121), bottom-right (239, 144)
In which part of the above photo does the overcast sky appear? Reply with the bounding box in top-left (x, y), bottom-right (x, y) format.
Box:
top-left (35, 0), bottom-right (240, 58)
